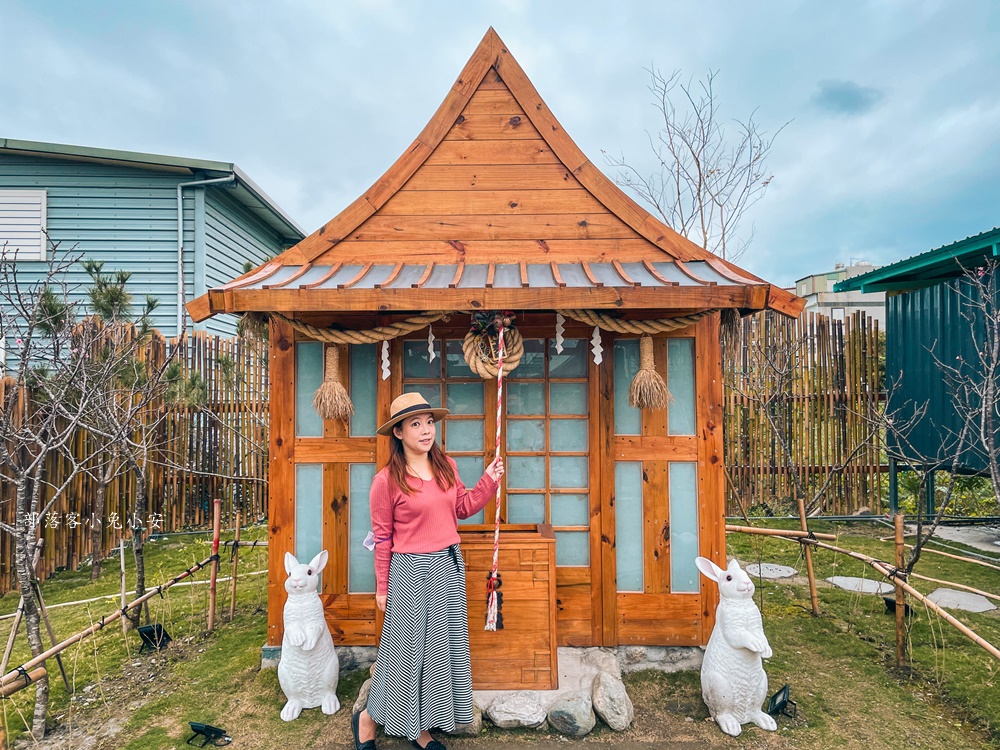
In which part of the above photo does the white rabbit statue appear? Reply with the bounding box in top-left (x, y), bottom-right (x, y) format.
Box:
top-left (277, 550), bottom-right (341, 721)
top-left (695, 556), bottom-right (777, 737)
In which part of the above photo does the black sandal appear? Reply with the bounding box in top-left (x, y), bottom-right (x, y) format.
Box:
top-left (352, 710), bottom-right (377, 750)
top-left (410, 740), bottom-right (446, 750)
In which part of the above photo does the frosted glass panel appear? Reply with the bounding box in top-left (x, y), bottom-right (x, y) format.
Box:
top-left (295, 342), bottom-right (323, 437)
top-left (447, 382), bottom-right (484, 414)
top-left (615, 462), bottom-right (643, 591)
top-left (350, 344), bottom-right (377, 436)
top-left (507, 382), bottom-right (544, 414)
top-left (549, 338), bottom-right (587, 378)
top-left (507, 457), bottom-right (545, 489)
top-left (404, 383), bottom-right (441, 408)
top-left (550, 457), bottom-right (588, 489)
top-left (551, 494), bottom-right (589, 526)
top-left (669, 462), bottom-right (700, 593)
top-left (294, 464), bottom-right (324, 587)
top-left (446, 420), bottom-right (483, 452)
top-left (614, 339), bottom-right (640, 435)
top-left (550, 382), bottom-right (588, 415)
top-left (508, 494), bottom-right (544, 524)
top-left (555, 531), bottom-right (589, 566)
top-left (668, 339), bottom-right (696, 436)
top-left (507, 419), bottom-right (545, 452)
top-left (550, 419), bottom-right (587, 452)
top-left (403, 340), bottom-right (440, 379)
top-left (446, 339), bottom-right (475, 378)
top-left (455, 456), bottom-right (485, 524)
top-left (349, 464), bottom-right (376, 593)
top-left (509, 338), bottom-right (545, 378)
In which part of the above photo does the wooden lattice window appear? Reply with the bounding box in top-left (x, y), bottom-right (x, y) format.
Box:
top-left (504, 337), bottom-right (590, 567)
top-left (402, 338), bottom-right (488, 523)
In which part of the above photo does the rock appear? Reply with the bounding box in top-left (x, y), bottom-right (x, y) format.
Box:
top-left (486, 691), bottom-right (547, 729)
top-left (826, 576), bottom-right (894, 595)
top-left (592, 671), bottom-right (633, 731)
top-left (926, 587), bottom-right (996, 613)
top-left (447, 704), bottom-right (483, 735)
top-left (852, 506), bottom-right (873, 516)
top-left (352, 678), bottom-right (371, 714)
top-left (747, 563), bottom-right (798, 579)
top-left (547, 691), bottom-right (596, 737)
top-left (338, 646), bottom-right (379, 673)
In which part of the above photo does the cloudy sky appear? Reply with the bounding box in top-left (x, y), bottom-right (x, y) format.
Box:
top-left (4, 0), bottom-right (999, 286)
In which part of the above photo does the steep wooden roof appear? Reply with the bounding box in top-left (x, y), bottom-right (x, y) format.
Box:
top-left (190, 28), bottom-right (802, 321)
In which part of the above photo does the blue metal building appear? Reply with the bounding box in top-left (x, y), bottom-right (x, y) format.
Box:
top-left (0, 138), bottom-right (304, 347)
top-left (836, 227), bottom-right (1000, 512)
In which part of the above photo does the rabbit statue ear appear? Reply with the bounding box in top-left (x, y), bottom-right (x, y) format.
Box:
top-left (695, 556), bottom-right (724, 582)
top-left (284, 551), bottom-right (299, 575)
top-left (308, 550), bottom-right (329, 574)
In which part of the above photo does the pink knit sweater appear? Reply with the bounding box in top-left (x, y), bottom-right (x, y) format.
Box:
top-left (369, 457), bottom-right (497, 596)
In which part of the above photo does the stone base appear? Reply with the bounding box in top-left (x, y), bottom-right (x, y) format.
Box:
top-left (260, 644), bottom-right (378, 672)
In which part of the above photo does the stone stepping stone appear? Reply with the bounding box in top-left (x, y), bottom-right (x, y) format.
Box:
top-left (826, 576), bottom-right (895, 595)
top-left (926, 587), bottom-right (996, 613)
top-left (747, 563), bottom-right (798, 579)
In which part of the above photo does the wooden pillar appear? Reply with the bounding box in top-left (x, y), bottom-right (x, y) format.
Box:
top-left (894, 513), bottom-right (907, 667)
top-left (267, 317), bottom-right (296, 647)
top-left (696, 314), bottom-right (725, 645)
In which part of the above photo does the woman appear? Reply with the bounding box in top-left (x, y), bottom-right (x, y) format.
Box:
top-left (353, 392), bottom-right (504, 750)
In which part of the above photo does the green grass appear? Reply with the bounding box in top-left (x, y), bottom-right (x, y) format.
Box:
top-left (0, 521), bottom-right (997, 749)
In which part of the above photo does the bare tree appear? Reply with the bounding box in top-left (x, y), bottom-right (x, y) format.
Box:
top-left (935, 260), bottom-right (1000, 505)
top-left (0, 243), bottom-right (114, 738)
top-left (76, 260), bottom-right (159, 582)
top-left (605, 69), bottom-right (785, 262)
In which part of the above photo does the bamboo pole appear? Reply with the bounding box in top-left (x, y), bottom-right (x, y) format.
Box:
top-left (797, 496), bottom-right (820, 616)
top-left (30, 582), bottom-right (70, 692)
top-left (0, 667), bottom-right (47, 699)
top-left (228, 510), bottom-right (241, 623)
top-left (119, 538), bottom-right (127, 634)
top-left (801, 537), bottom-right (1000, 662)
top-left (208, 498), bottom-right (221, 633)
top-left (726, 524), bottom-right (837, 541)
top-left (0, 554), bottom-right (216, 688)
top-left (902, 543), bottom-right (1000, 572)
top-left (894, 514), bottom-right (906, 668)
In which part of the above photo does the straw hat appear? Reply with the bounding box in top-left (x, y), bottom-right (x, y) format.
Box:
top-left (377, 392), bottom-right (450, 436)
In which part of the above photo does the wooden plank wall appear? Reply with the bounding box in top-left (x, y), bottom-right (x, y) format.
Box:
top-left (723, 310), bottom-right (884, 516)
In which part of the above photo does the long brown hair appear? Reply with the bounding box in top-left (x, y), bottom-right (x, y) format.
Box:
top-left (387, 431), bottom-right (456, 495)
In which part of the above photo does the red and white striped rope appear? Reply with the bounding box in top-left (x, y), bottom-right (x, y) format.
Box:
top-left (485, 324), bottom-right (505, 631)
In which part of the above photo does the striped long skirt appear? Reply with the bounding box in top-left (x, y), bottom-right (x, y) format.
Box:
top-left (367, 545), bottom-right (474, 740)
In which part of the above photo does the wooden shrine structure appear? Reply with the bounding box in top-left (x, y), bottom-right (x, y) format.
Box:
top-left (189, 28), bottom-right (803, 690)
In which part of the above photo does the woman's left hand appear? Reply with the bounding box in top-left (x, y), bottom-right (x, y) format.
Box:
top-left (485, 455), bottom-right (505, 482)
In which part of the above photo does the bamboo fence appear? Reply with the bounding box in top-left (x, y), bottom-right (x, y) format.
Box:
top-left (723, 310), bottom-right (884, 516)
top-left (2, 310), bottom-right (884, 593)
top-left (0, 331), bottom-right (268, 594)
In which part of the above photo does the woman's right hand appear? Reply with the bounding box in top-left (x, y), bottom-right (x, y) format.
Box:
top-left (376, 594), bottom-right (387, 612)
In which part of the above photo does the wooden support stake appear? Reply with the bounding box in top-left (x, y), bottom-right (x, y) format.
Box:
top-left (228, 510), bottom-right (241, 623)
top-left (208, 498), bottom-right (221, 633)
top-left (894, 513), bottom-right (906, 668)
top-left (119, 538), bottom-right (127, 634)
top-left (1, 554), bottom-right (215, 688)
top-left (30, 582), bottom-right (70, 692)
top-left (0, 541), bottom-right (43, 678)
top-left (797, 496), bottom-right (820, 616)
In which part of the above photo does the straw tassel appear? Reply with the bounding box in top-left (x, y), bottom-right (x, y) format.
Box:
top-left (628, 335), bottom-right (671, 409)
top-left (312, 344), bottom-right (354, 421)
